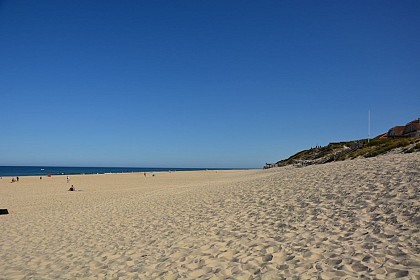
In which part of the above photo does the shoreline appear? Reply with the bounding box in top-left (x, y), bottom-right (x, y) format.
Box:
top-left (0, 167), bottom-right (252, 178)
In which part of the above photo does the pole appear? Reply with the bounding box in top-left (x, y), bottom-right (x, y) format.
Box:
top-left (368, 110), bottom-right (371, 143)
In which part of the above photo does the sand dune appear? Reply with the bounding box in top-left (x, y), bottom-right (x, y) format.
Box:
top-left (0, 153), bottom-right (419, 279)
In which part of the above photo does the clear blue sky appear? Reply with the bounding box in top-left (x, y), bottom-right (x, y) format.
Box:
top-left (0, 1), bottom-right (419, 168)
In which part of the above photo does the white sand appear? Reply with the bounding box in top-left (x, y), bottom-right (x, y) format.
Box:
top-left (0, 153), bottom-right (419, 279)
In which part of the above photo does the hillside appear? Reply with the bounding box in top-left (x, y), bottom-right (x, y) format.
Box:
top-left (265, 137), bottom-right (420, 168)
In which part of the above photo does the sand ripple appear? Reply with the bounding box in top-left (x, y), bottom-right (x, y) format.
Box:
top-left (0, 153), bottom-right (419, 279)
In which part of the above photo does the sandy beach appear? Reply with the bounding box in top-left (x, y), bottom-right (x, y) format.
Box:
top-left (0, 153), bottom-right (419, 279)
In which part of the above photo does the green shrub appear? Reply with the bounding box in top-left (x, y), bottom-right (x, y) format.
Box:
top-left (271, 137), bottom-right (420, 168)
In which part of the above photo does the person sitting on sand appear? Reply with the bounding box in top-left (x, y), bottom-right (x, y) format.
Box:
top-left (68, 185), bottom-right (75, 191)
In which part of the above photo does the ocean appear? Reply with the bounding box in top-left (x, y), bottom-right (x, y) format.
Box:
top-left (0, 166), bottom-right (227, 177)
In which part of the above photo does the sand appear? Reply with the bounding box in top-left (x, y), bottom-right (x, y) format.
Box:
top-left (0, 153), bottom-right (419, 279)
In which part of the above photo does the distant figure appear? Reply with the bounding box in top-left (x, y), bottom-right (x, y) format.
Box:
top-left (11, 178), bottom-right (16, 183)
top-left (40, 176), bottom-right (42, 180)
top-left (66, 176), bottom-right (70, 183)
top-left (16, 176), bottom-right (19, 182)
top-left (144, 172), bottom-right (146, 177)
top-left (68, 185), bottom-right (75, 191)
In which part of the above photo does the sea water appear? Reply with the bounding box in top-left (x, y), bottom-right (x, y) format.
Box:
top-left (0, 166), bottom-right (227, 177)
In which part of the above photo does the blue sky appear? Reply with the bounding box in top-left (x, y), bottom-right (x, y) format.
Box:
top-left (0, 1), bottom-right (419, 168)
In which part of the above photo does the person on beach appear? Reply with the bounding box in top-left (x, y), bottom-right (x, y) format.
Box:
top-left (68, 185), bottom-right (75, 191)
top-left (66, 176), bottom-right (70, 183)
top-left (16, 176), bottom-right (19, 182)
top-left (144, 172), bottom-right (146, 177)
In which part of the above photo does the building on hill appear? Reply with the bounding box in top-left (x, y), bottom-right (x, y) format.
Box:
top-left (386, 118), bottom-right (420, 138)
top-left (387, 126), bottom-right (406, 138)
top-left (376, 133), bottom-right (388, 139)
top-left (403, 119), bottom-right (420, 137)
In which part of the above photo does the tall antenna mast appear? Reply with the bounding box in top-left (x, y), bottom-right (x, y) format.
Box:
top-left (368, 110), bottom-right (371, 143)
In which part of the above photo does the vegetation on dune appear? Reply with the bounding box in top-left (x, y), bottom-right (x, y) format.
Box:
top-left (271, 137), bottom-right (420, 167)
top-left (353, 138), bottom-right (420, 158)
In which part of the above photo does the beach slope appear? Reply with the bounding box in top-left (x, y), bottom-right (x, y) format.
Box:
top-left (0, 153), bottom-right (419, 279)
